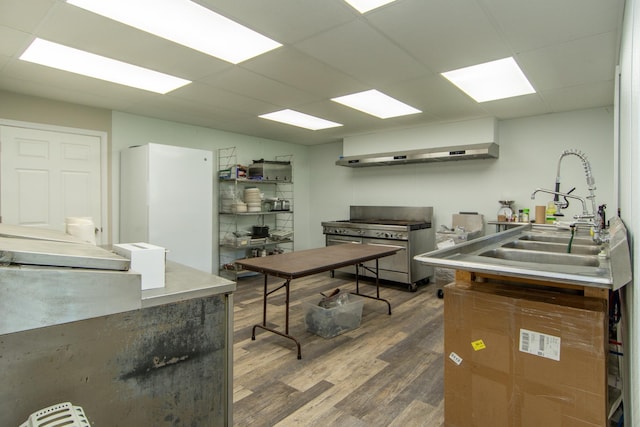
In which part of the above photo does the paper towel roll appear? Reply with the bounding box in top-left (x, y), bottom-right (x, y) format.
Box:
top-left (535, 206), bottom-right (545, 224)
top-left (65, 217), bottom-right (96, 244)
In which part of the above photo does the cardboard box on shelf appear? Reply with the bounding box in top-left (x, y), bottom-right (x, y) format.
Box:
top-left (444, 282), bottom-right (607, 427)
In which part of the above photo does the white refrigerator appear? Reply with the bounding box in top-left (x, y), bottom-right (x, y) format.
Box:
top-left (120, 143), bottom-right (213, 273)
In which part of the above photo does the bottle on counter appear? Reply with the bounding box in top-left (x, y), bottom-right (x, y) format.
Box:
top-left (546, 202), bottom-right (557, 224)
top-left (518, 209), bottom-right (524, 222)
top-left (522, 208), bottom-right (530, 222)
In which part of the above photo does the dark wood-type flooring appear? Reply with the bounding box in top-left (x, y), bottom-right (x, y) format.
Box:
top-left (232, 271), bottom-right (445, 426)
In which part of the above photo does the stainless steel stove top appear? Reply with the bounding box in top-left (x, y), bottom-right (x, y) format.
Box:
top-left (321, 206), bottom-right (432, 240)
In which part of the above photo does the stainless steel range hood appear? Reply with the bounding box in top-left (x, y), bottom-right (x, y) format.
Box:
top-left (335, 142), bottom-right (499, 167)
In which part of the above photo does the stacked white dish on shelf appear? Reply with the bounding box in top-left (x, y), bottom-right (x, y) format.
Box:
top-left (244, 188), bottom-right (262, 212)
top-left (231, 202), bottom-right (247, 213)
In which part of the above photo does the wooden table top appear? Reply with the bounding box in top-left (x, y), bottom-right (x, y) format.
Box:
top-left (234, 244), bottom-right (400, 279)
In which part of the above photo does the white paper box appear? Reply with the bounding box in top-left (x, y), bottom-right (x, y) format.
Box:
top-left (113, 243), bottom-right (165, 289)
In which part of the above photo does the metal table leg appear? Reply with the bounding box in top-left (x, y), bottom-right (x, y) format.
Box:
top-left (351, 259), bottom-right (392, 315)
top-left (251, 274), bottom-right (302, 359)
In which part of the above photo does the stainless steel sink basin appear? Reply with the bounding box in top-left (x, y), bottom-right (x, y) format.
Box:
top-left (414, 218), bottom-right (632, 290)
top-left (518, 233), bottom-right (598, 246)
top-left (480, 248), bottom-right (600, 266)
top-left (501, 240), bottom-right (602, 255)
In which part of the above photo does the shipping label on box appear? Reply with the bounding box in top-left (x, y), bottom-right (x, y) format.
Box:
top-left (519, 328), bottom-right (561, 361)
top-left (113, 243), bottom-right (165, 290)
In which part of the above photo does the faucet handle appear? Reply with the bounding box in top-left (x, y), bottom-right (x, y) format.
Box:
top-left (597, 204), bottom-right (607, 229)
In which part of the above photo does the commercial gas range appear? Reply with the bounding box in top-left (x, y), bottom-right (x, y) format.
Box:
top-left (322, 206), bottom-right (434, 291)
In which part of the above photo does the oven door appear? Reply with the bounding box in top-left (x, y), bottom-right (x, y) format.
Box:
top-left (360, 238), bottom-right (409, 283)
top-left (325, 234), bottom-right (362, 275)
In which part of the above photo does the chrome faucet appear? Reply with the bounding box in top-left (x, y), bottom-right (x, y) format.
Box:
top-left (530, 188), bottom-right (590, 218)
top-left (531, 149), bottom-right (608, 243)
top-left (553, 149), bottom-right (598, 221)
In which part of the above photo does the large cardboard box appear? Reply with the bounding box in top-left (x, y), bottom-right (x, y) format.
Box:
top-left (444, 282), bottom-right (607, 427)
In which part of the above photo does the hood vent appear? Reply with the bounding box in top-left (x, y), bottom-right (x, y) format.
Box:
top-left (335, 142), bottom-right (499, 168)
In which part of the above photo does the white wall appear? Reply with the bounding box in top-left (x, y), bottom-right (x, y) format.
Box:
top-left (618, 0), bottom-right (640, 423)
top-left (308, 108), bottom-right (614, 249)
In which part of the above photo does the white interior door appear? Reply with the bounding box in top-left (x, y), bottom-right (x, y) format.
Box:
top-left (0, 125), bottom-right (103, 244)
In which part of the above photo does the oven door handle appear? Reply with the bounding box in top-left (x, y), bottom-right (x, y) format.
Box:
top-left (365, 243), bottom-right (406, 251)
top-left (327, 238), bottom-right (362, 245)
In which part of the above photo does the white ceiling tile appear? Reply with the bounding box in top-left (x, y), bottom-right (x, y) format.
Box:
top-left (168, 82), bottom-right (278, 115)
top-left (241, 47), bottom-right (368, 98)
top-left (480, 0), bottom-right (625, 52)
top-left (0, 0), bottom-right (55, 32)
top-left (367, 0), bottom-right (510, 72)
top-left (0, 26), bottom-right (31, 58)
top-left (478, 93), bottom-right (550, 120)
top-left (541, 81), bottom-right (616, 113)
top-left (518, 32), bottom-right (618, 91)
top-left (383, 74), bottom-right (489, 121)
top-left (201, 67), bottom-right (318, 108)
top-left (294, 19), bottom-right (429, 87)
top-left (195, 0), bottom-right (357, 44)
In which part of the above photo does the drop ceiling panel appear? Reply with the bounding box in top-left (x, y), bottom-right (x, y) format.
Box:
top-left (201, 67), bottom-right (318, 108)
top-left (477, 94), bottom-right (549, 120)
top-left (0, 74), bottom-right (137, 112)
top-left (367, 0), bottom-right (510, 72)
top-left (168, 82), bottom-right (278, 115)
top-left (0, 25), bottom-right (30, 58)
top-left (129, 95), bottom-right (246, 125)
top-left (541, 81), bottom-right (616, 113)
top-left (240, 47), bottom-right (368, 98)
top-left (518, 32), bottom-right (618, 92)
top-left (196, 0), bottom-right (357, 44)
top-left (294, 19), bottom-right (429, 87)
top-left (480, 0), bottom-right (625, 52)
top-left (0, 0), bottom-right (55, 33)
top-left (386, 75), bottom-right (489, 121)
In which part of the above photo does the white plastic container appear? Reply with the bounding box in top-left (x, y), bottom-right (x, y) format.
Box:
top-left (65, 217), bottom-right (96, 244)
top-left (113, 242), bottom-right (165, 290)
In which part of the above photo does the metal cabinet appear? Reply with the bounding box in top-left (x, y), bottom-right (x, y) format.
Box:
top-left (0, 260), bottom-right (235, 427)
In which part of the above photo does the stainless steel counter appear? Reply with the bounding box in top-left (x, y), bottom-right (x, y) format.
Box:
top-left (0, 228), bottom-right (236, 334)
top-left (415, 216), bottom-right (632, 289)
top-left (0, 225), bottom-right (237, 426)
top-left (143, 260), bottom-right (236, 307)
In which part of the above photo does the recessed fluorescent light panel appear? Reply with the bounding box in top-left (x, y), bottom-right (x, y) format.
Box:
top-left (331, 89), bottom-right (421, 119)
top-left (67, 0), bottom-right (281, 64)
top-left (20, 38), bottom-right (191, 94)
top-left (344, 0), bottom-right (398, 13)
top-left (441, 57), bottom-right (535, 102)
top-left (259, 110), bottom-right (343, 130)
